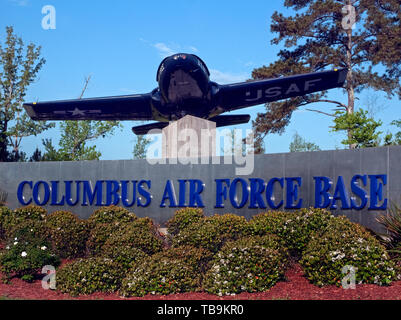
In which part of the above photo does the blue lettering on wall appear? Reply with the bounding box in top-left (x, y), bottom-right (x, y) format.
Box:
top-left (50, 181), bottom-right (65, 206)
top-left (17, 181), bottom-right (33, 206)
top-left (229, 178), bottom-right (249, 209)
top-left (266, 178), bottom-right (284, 209)
top-left (350, 175), bottom-right (368, 210)
top-left (82, 181), bottom-right (104, 206)
top-left (330, 176), bottom-right (351, 210)
top-left (32, 181), bottom-right (50, 206)
top-left (369, 175), bottom-right (387, 210)
top-left (314, 176), bottom-right (332, 208)
top-left (285, 177), bottom-right (303, 209)
top-left (215, 179), bottom-right (230, 208)
top-left (249, 178), bottom-right (266, 209)
top-left (160, 180), bottom-right (177, 208)
top-left (15, 175), bottom-right (387, 211)
top-left (138, 180), bottom-right (152, 207)
top-left (121, 181), bottom-right (137, 207)
top-left (189, 180), bottom-right (205, 208)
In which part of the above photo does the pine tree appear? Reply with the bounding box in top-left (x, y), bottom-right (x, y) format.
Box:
top-left (289, 132), bottom-right (321, 152)
top-left (251, 0), bottom-right (401, 151)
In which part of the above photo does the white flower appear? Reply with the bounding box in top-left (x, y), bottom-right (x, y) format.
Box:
top-left (6, 246), bottom-right (10, 250)
top-left (21, 251), bottom-right (27, 257)
top-left (14, 237), bottom-right (18, 241)
top-left (14, 241), bottom-right (18, 246)
top-left (41, 246), bottom-right (47, 251)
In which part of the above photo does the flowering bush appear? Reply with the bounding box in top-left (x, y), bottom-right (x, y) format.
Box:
top-left (103, 218), bottom-right (163, 256)
top-left (155, 246), bottom-right (213, 274)
top-left (87, 206), bottom-right (137, 227)
top-left (56, 257), bottom-right (124, 296)
top-left (120, 247), bottom-right (210, 297)
top-left (249, 208), bottom-right (334, 253)
top-left (0, 236), bottom-right (60, 282)
top-left (13, 205), bottom-right (47, 222)
top-left (203, 235), bottom-right (288, 296)
top-left (166, 208), bottom-right (205, 238)
top-left (172, 214), bottom-right (251, 253)
top-left (300, 216), bottom-right (397, 286)
top-left (86, 222), bottom-right (125, 256)
top-left (7, 220), bottom-right (49, 244)
top-left (45, 211), bottom-right (88, 259)
top-left (101, 244), bottom-right (147, 271)
top-left (3, 206), bottom-right (47, 234)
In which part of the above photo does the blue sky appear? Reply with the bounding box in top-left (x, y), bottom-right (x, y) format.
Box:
top-left (0, 0), bottom-right (400, 159)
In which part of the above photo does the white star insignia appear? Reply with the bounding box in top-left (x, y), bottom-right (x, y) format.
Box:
top-left (70, 108), bottom-right (86, 116)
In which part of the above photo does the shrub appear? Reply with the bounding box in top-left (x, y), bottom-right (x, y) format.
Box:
top-left (120, 247), bottom-right (209, 297)
top-left (45, 211), bottom-right (88, 259)
top-left (86, 222), bottom-right (125, 256)
top-left (203, 235), bottom-right (288, 296)
top-left (87, 206), bottom-right (137, 227)
top-left (103, 218), bottom-right (163, 256)
top-left (172, 214), bottom-right (251, 253)
top-left (0, 207), bottom-right (13, 239)
top-left (6, 220), bottom-right (49, 244)
top-left (249, 208), bottom-right (334, 253)
top-left (13, 205), bottom-right (47, 222)
top-left (377, 202), bottom-right (401, 259)
top-left (0, 236), bottom-right (60, 282)
top-left (101, 244), bottom-right (147, 271)
top-left (300, 216), bottom-right (397, 287)
top-left (166, 208), bottom-right (205, 237)
top-left (56, 257), bottom-right (124, 296)
top-left (155, 246), bottom-right (213, 274)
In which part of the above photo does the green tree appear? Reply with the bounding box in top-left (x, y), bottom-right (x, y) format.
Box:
top-left (133, 135), bottom-right (151, 159)
top-left (42, 76), bottom-right (121, 161)
top-left (251, 0), bottom-right (401, 151)
top-left (332, 108), bottom-right (382, 148)
top-left (289, 132), bottom-right (321, 152)
top-left (0, 26), bottom-right (54, 161)
top-left (384, 119), bottom-right (401, 146)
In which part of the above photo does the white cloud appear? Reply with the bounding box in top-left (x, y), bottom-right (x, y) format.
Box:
top-left (209, 69), bottom-right (249, 84)
top-left (153, 43), bottom-right (176, 58)
top-left (188, 46), bottom-right (199, 53)
top-left (149, 41), bottom-right (199, 58)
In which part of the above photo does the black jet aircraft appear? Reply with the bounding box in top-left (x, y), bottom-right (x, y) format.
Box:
top-left (24, 53), bottom-right (347, 135)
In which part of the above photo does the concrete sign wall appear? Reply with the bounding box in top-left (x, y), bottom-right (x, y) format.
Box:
top-left (0, 146), bottom-right (400, 232)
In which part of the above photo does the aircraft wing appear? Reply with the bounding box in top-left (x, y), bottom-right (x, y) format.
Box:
top-left (216, 69), bottom-right (347, 111)
top-left (23, 94), bottom-right (154, 121)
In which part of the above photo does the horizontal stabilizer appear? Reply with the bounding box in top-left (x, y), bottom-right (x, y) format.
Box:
top-left (132, 122), bottom-right (169, 135)
top-left (209, 114), bottom-right (251, 127)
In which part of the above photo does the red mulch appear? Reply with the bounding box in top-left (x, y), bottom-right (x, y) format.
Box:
top-left (1, 263), bottom-right (401, 300)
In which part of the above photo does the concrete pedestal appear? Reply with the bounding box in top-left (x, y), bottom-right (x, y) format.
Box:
top-left (162, 115), bottom-right (216, 159)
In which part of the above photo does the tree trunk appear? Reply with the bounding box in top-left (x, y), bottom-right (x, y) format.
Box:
top-left (345, 0), bottom-right (356, 149)
top-left (0, 121), bottom-right (8, 162)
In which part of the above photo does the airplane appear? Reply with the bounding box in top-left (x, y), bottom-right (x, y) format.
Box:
top-left (23, 53), bottom-right (347, 135)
